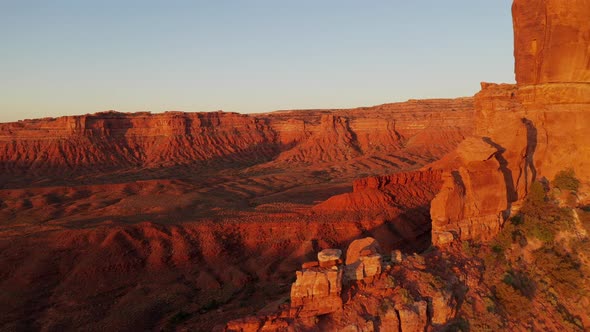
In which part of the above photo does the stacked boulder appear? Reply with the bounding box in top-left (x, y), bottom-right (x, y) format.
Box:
top-left (290, 249), bottom-right (344, 317)
top-left (289, 237), bottom-right (385, 317)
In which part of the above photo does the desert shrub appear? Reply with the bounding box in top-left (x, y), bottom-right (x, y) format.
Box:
top-left (525, 181), bottom-right (547, 208)
top-left (532, 248), bottom-right (583, 299)
top-left (502, 270), bottom-right (536, 298)
top-left (443, 317), bottom-right (470, 332)
top-left (552, 168), bottom-right (580, 193)
top-left (383, 275), bottom-right (396, 289)
top-left (518, 182), bottom-right (575, 243)
top-left (484, 296), bottom-right (497, 313)
top-left (397, 287), bottom-right (414, 306)
top-left (462, 241), bottom-right (473, 256)
top-left (491, 244), bottom-right (504, 254)
top-left (378, 298), bottom-right (395, 315)
top-left (493, 282), bottom-right (532, 322)
top-left (509, 214), bottom-right (523, 225)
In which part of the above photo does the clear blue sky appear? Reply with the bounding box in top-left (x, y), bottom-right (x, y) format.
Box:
top-left (0, 0), bottom-right (514, 122)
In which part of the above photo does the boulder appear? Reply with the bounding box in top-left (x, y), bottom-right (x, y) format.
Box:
top-left (345, 238), bottom-right (383, 281)
top-left (317, 249), bottom-right (342, 268)
top-left (345, 237), bottom-right (381, 265)
top-left (391, 250), bottom-right (404, 263)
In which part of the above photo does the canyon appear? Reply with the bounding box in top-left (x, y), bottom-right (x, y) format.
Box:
top-left (0, 99), bottom-right (474, 331)
top-left (1, 0), bottom-right (590, 331)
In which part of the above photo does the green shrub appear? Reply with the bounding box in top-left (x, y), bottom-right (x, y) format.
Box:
top-left (532, 248), bottom-right (583, 299)
top-left (502, 270), bottom-right (536, 298)
top-left (552, 168), bottom-right (580, 192)
top-left (526, 181), bottom-right (547, 208)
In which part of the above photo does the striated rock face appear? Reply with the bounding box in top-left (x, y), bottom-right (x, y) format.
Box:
top-left (290, 263), bottom-right (344, 317)
top-left (513, 0), bottom-right (590, 84)
top-left (0, 98), bottom-right (474, 180)
top-left (431, 0), bottom-right (590, 244)
top-left (275, 114), bottom-right (361, 163)
top-left (0, 111), bottom-right (278, 172)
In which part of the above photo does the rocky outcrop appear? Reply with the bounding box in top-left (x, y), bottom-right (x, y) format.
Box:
top-left (317, 249), bottom-right (343, 268)
top-left (344, 237), bottom-right (383, 281)
top-left (290, 265), bottom-right (344, 317)
top-left (431, 0), bottom-right (590, 244)
top-left (223, 240), bottom-right (465, 332)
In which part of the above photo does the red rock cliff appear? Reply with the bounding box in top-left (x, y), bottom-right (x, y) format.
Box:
top-left (0, 111), bottom-right (277, 172)
top-left (513, 0), bottom-right (590, 84)
top-left (430, 0), bottom-right (590, 245)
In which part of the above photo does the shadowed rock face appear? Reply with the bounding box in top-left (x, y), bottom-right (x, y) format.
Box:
top-left (513, 0), bottom-right (590, 84)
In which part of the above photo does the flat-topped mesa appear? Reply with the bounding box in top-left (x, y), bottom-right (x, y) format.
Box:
top-left (0, 111), bottom-right (278, 172)
top-left (513, 0), bottom-right (590, 84)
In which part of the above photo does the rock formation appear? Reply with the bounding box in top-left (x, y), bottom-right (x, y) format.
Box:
top-left (513, 0), bottom-right (590, 84)
top-left (344, 237), bottom-right (383, 281)
top-left (223, 239), bottom-right (465, 332)
top-left (315, 170), bottom-right (444, 250)
top-left (290, 265), bottom-right (344, 317)
top-left (0, 111), bottom-right (278, 172)
top-left (430, 0), bottom-right (590, 245)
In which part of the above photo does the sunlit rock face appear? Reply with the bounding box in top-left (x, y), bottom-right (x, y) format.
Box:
top-left (513, 0), bottom-right (590, 84)
top-left (431, 0), bottom-right (590, 245)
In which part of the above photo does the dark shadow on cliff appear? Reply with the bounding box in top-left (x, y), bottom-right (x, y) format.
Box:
top-left (482, 137), bottom-right (518, 220)
top-left (520, 118), bottom-right (538, 193)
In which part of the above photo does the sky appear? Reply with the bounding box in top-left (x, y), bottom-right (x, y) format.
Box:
top-left (0, 0), bottom-right (515, 122)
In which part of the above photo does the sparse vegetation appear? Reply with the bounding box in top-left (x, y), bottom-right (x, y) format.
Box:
top-left (469, 169), bottom-right (588, 330)
top-left (397, 287), bottom-right (414, 307)
top-left (378, 298), bottom-right (395, 315)
top-left (552, 168), bottom-right (580, 192)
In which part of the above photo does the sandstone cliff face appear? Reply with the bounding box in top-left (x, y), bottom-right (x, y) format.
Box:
top-left (513, 0), bottom-right (590, 84)
top-left (431, 0), bottom-right (590, 244)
